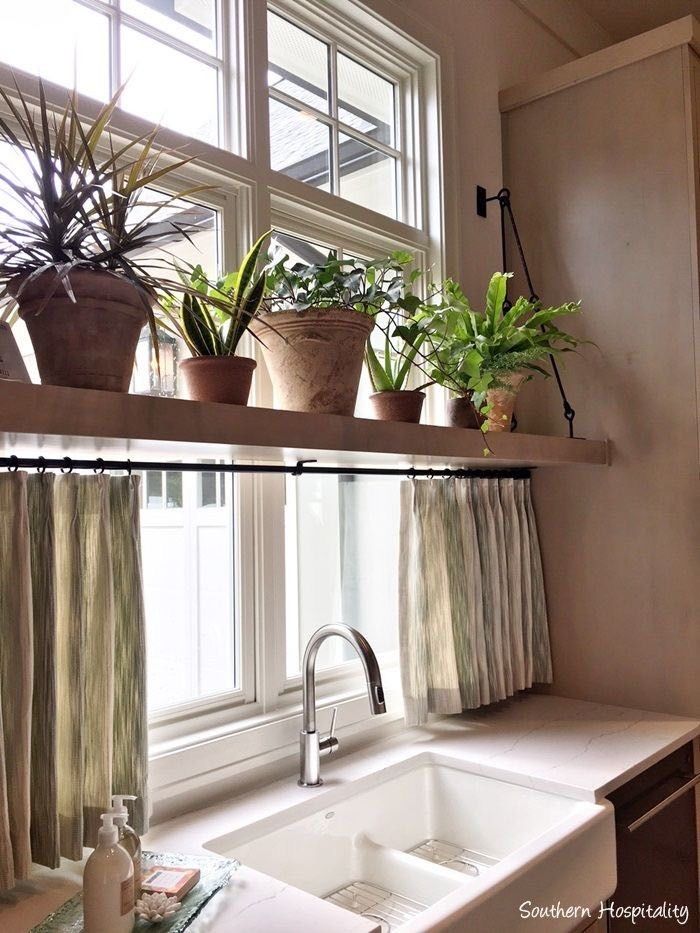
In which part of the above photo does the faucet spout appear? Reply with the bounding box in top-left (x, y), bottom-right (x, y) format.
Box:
top-left (299, 624), bottom-right (386, 786)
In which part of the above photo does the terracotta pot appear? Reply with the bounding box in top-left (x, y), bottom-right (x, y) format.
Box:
top-left (369, 390), bottom-right (425, 423)
top-left (250, 308), bottom-right (374, 415)
top-left (446, 395), bottom-right (482, 429)
top-left (484, 372), bottom-right (527, 432)
top-left (14, 269), bottom-right (149, 392)
top-left (180, 355), bottom-right (257, 405)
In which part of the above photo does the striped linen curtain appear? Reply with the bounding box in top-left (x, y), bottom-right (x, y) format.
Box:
top-left (0, 472), bottom-right (148, 892)
top-left (398, 475), bottom-right (552, 726)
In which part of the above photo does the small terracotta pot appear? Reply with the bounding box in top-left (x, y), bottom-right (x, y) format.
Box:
top-left (250, 308), bottom-right (373, 416)
top-left (14, 269), bottom-right (149, 392)
top-left (484, 372), bottom-right (527, 432)
top-left (180, 355), bottom-right (257, 405)
top-left (446, 395), bottom-right (482, 429)
top-left (369, 390), bottom-right (425, 423)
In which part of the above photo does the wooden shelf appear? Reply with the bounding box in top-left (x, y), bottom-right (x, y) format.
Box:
top-left (0, 382), bottom-right (609, 468)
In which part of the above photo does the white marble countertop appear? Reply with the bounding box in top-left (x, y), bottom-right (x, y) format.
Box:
top-left (3, 693), bottom-right (699, 932)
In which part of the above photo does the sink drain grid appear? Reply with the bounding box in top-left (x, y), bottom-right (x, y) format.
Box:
top-left (325, 880), bottom-right (427, 930)
top-left (408, 839), bottom-right (498, 876)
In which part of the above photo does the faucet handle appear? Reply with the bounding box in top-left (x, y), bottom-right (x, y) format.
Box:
top-left (320, 706), bottom-right (339, 757)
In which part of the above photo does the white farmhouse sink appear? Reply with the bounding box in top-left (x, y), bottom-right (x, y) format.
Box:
top-left (206, 753), bottom-right (616, 932)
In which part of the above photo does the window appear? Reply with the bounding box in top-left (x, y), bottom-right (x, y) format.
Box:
top-left (0, 0), bottom-right (225, 145)
top-left (140, 464), bottom-right (238, 712)
top-left (267, 9), bottom-right (400, 218)
top-left (0, 0), bottom-right (442, 786)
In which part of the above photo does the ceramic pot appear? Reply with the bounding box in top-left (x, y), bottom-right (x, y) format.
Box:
top-left (369, 390), bottom-right (425, 423)
top-left (446, 395), bottom-right (482, 429)
top-left (250, 308), bottom-right (374, 416)
top-left (484, 372), bottom-right (527, 432)
top-left (14, 269), bottom-right (149, 392)
top-left (180, 355), bottom-right (257, 405)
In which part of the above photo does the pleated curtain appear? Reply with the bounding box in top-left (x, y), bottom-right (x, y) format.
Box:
top-left (398, 476), bottom-right (552, 726)
top-left (0, 472), bottom-right (148, 892)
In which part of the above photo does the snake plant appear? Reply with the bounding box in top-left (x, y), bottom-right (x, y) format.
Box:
top-left (162, 230), bottom-right (271, 356)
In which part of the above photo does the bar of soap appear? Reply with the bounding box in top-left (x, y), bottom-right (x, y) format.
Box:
top-left (141, 866), bottom-right (201, 899)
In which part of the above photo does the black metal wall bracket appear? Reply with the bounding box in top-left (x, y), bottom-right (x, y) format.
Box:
top-left (474, 184), bottom-right (579, 439)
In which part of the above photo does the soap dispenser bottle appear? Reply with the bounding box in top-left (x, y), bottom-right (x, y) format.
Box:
top-left (111, 794), bottom-right (142, 893)
top-left (83, 812), bottom-right (135, 933)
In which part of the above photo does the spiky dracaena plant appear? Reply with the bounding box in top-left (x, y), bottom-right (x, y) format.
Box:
top-left (0, 79), bottom-right (211, 354)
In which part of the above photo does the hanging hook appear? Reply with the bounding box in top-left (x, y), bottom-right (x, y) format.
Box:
top-left (292, 458), bottom-right (316, 476)
top-left (406, 466), bottom-right (417, 480)
top-left (93, 457), bottom-right (105, 475)
top-left (36, 456), bottom-right (47, 474)
top-left (60, 457), bottom-right (73, 474)
top-left (126, 459), bottom-right (132, 477)
top-left (8, 455), bottom-right (19, 473)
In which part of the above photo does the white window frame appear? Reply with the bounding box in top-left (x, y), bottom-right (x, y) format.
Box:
top-left (0, 0), bottom-right (444, 803)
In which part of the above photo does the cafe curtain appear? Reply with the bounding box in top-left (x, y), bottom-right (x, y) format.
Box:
top-left (0, 472), bottom-right (148, 892)
top-left (398, 476), bottom-right (552, 726)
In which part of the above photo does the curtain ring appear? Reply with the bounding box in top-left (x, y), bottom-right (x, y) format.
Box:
top-left (8, 455), bottom-right (19, 472)
top-left (60, 457), bottom-right (73, 474)
top-left (126, 459), bottom-right (132, 476)
top-left (36, 456), bottom-right (47, 474)
top-left (93, 457), bottom-right (105, 475)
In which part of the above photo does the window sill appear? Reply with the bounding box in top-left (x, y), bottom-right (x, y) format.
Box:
top-left (148, 673), bottom-right (404, 820)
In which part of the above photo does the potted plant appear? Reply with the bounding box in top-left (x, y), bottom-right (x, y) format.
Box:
top-left (366, 316), bottom-right (433, 426)
top-left (0, 81), bottom-right (201, 392)
top-left (254, 251), bottom-right (414, 416)
top-left (160, 231), bottom-right (270, 405)
top-left (410, 272), bottom-right (582, 431)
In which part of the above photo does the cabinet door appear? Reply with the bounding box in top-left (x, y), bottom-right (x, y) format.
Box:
top-left (608, 744), bottom-right (699, 931)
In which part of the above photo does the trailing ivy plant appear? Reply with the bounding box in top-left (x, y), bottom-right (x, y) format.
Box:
top-left (263, 249), bottom-right (421, 317)
top-left (161, 231), bottom-right (270, 356)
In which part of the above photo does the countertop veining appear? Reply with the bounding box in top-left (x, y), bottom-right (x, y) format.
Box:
top-left (3, 693), bottom-right (698, 932)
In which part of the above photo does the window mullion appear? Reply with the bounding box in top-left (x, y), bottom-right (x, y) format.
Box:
top-left (329, 38), bottom-right (340, 196)
top-left (111, 0), bottom-right (122, 98)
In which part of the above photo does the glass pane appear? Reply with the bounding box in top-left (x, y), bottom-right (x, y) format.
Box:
top-left (142, 467), bottom-right (236, 711)
top-left (199, 472), bottom-right (217, 508)
top-left (338, 133), bottom-right (397, 218)
top-left (166, 471), bottom-right (183, 508)
top-left (0, 0), bottom-right (110, 100)
top-left (269, 232), bottom-right (330, 267)
top-left (338, 54), bottom-right (395, 147)
top-left (122, 0), bottom-right (217, 54)
top-left (121, 27), bottom-right (219, 144)
top-left (267, 12), bottom-right (329, 113)
top-left (286, 475), bottom-right (399, 675)
top-left (127, 193), bottom-right (219, 397)
top-left (269, 98), bottom-right (331, 191)
top-left (146, 471), bottom-right (164, 508)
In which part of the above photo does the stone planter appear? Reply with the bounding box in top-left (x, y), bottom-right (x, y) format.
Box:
top-left (14, 269), bottom-right (149, 392)
top-left (250, 308), bottom-right (374, 416)
top-left (369, 390), bottom-right (425, 423)
top-left (446, 395), bottom-right (482, 429)
top-left (180, 355), bottom-right (257, 405)
top-left (484, 372), bottom-right (527, 432)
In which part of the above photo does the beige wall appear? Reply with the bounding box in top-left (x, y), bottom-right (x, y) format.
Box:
top-left (502, 45), bottom-right (700, 717)
top-left (364, 0), bottom-right (610, 295)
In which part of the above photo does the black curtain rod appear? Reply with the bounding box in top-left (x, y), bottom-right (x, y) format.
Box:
top-left (0, 455), bottom-right (532, 481)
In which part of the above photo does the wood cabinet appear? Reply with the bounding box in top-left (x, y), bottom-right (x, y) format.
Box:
top-left (499, 17), bottom-right (700, 719)
top-left (607, 744), bottom-right (699, 930)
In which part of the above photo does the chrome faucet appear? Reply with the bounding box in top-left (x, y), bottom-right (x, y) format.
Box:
top-left (299, 623), bottom-right (386, 787)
